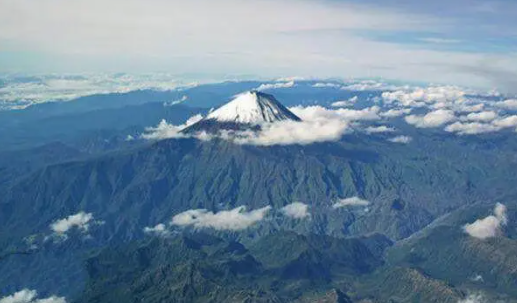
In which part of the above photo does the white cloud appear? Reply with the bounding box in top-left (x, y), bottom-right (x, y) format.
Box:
top-left (50, 212), bottom-right (93, 234)
top-left (332, 196), bottom-right (370, 208)
top-left (380, 108), bottom-right (412, 118)
top-left (233, 105), bottom-right (380, 146)
top-left (445, 122), bottom-right (501, 135)
top-left (280, 202), bottom-right (310, 219)
top-left (341, 80), bottom-right (402, 91)
top-left (0, 74), bottom-right (192, 109)
top-left (492, 115), bottom-right (517, 128)
top-left (388, 135), bottom-right (412, 144)
top-left (0, 289), bottom-right (66, 303)
top-left (405, 109), bottom-right (456, 128)
top-left (382, 86), bottom-right (467, 108)
top-left (462, 111), bottom-right (499, 122)
top-left (141, 114), bottom-right (203, 140)
top-left (456, 103), bottom-right (485, 113)
top-left (457, 293), bottom-right (487, 303)
top-left (143, 223), bottom-right (169, 236)
top-left (471, 274), bottom-right (484, 282)
top-left (495, 99), bottom-right (517, 110)
top-left (365, 125), bottom-right (396, 134)
top-left (312, 82), bottom-right (341, 88)
top-left (235, 118), bottom-right (349, 146)
top-left (331, 96), bottom-right (358, 107)
top-left (256, 81), bottom-right (295, 91)
top-left (419, 37), bottom-right (461, 44)
top-left (464, 203), bottom-right (508, 239)
top-left (171, 205), bottom-right (271, 230)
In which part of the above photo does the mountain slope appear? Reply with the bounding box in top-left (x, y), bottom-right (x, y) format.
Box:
top-left (386, 202), bottom-right (517, 300)
top-left (76, 231), bottom-right (383, 303)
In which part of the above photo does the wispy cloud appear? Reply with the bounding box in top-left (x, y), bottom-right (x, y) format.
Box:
top-left (388, 135), bottom-right (412, 144)
top-left (256, 81), bottom-right (295, 91)
top-left (332, 196), bottom-right (370, 208)
top-left (0, 74), bottom-right (193, 109)
top-left (331, 96), bottom-right (358, 108)
top-left (364, 125), bottom-right (396, 134)
top-left (418, 37), bottom-right (461, 44)
top-left (1, 0), bottom-right (517, 89)
top-left (171, 206), bottom-right (272, 230)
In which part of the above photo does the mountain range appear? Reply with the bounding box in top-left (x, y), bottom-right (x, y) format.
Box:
top-left (1, 83), bottom-right (516, 302)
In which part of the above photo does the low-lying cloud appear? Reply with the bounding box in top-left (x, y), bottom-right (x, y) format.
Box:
top-left (388, 135), bottom-right (412, 144)
top-left (364, 125), bottom-right (396, 134)
top-left (495, 99), bottom-right (517, 110)
top-left (171, 205), bottom-right (271, 230)
top-left (0, 289), bottom-right (66, 303)
top-left (140, 83), bottom-right (517, 145)
top-left (463, 203), bottom-right (508, 239)
top-left (256, 81), bottom-right (295, 91)
top-left (142, 105), bottom-right (384, 146)
top-left (445, 122), bottom-right (501, 135)
top-left (461, 111), bottom-right (498, 122)
top-left (331, 96), bottom-right (358, 108)
top-left (143, 223), bottom-right (169, 236)
top-left (457, 293), bottom-right (487, 303)
top-left (50, 212), bottom-right (94, 234)
top-left (280, 202), bottom-right (310, 219)
top-left (446, 115), bottom-right (517, 135)
top-left (380, 108), bottom-right (411, 118)
top-left (141, 114), bottom-right (203, 140)
top-left (332, 197), bottom-right (370, 208)
top-left (405, 109), bottom-right (456, 128)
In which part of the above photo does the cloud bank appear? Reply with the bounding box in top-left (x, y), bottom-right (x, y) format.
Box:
top-left (142, 104), bottom-right (384, 146)
top-left (0, 289), bottom-right (66, 303)
top-left (0, 74), bottom-right (193, 109)
top-left (463, 203), bottom-right (508, 239)
top-left (280, 202), bottom-right (310, 219)
top-left (171, 206), bottom-right (271, 230)
top-left (141, 83), bottom-right (517, 145)
top-left (332, 197), bottom-right (370, 208)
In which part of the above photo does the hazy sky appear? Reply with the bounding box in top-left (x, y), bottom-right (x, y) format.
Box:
top-left (1, 0), bottom-right (516, 90)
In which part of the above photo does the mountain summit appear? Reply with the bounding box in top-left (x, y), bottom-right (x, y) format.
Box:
top-left (183, 91), bottom-right (301, 133)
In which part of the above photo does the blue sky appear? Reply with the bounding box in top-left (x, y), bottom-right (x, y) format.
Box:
top-left (1, 0), bottom-right (516, 91)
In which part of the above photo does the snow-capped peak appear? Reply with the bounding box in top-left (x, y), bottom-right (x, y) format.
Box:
top-left (205, 91), bottom-right (301, 124)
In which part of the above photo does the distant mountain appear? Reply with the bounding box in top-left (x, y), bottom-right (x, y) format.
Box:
top-left (386, 202), bottom-right (517, 301)
top-left (183, 91), bottom-right (300, 133)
